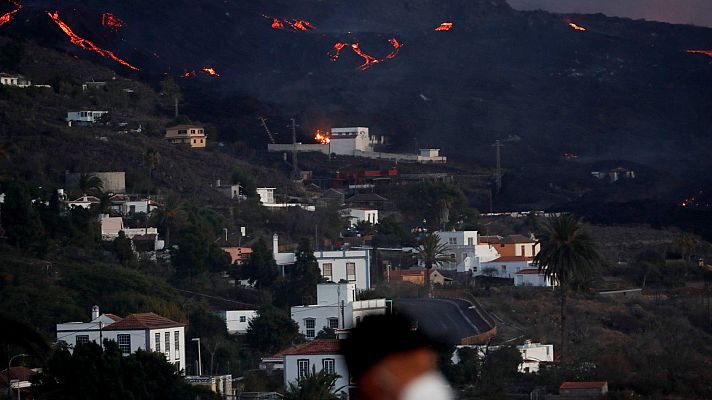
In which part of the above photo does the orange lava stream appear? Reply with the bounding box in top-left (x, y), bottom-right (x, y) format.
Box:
top-left (434, 22), bottom-right (453, 31)
top-left (47, 11), bottom-right (139, 71)
top-left (264, 15), bottom-right (316, 32)
top-left (350, 43), bottom-right (380, 70)
top-left (102, 12), bottom-right (125, 30)
top-left (329, 38), bottom-right (403, 70)
top-left (567, 21), bottom-right (587, 31)
top-left (687, 50), bottom-right (712, 58)
top-left (0, 1), bottom-right (22, 28)
top-left (202, 67), bottom-right (220, 76)
top-left (385, 38), bottom-right (402, 59)
top-left (180, 70), bottom-right (197, 78)
top-left (328, 42), bottom-right (348, 61)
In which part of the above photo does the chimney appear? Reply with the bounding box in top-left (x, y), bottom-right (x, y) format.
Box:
top-left (273, 233), bottom-right (279, 255)
top-left (216, 179), bottom-right (221, 187)
top-left (91, 305), bottom-right (100, 320)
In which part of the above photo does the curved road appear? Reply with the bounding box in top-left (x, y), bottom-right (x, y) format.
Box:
top-left (394, 298), bottom-right (492, 344)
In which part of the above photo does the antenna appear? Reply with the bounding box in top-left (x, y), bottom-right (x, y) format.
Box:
top-left (492, 139), bottom-right (503, 194)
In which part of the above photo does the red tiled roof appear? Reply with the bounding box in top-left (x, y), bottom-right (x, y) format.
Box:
top-left (273, 339), bottom-right (341, 357)
top-left (488, 256), bottom-right (533, 263)
top-left (105, 313), bottom-right (123, 322)
top-left (103, 312), bottom-right (184, 331)
top-left (560, 381), bottom-right (608, 389)
top-left (516, 268), bottom-right (543, 275)
top-left (0, 367), bottom-right (35, 384)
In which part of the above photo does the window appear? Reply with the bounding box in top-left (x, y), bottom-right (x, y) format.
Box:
top-left (297, 359), bottom-right (310, 378)
top-left (346, 263), bottom-right (356, 281)
top-left (520, 245), bottom-right (525, 255)
top-left (323, 358), bottom-right (335, 374)
top-left (155, 332), bottom-right (161, 352)
top-left (468, 237), bottom-right (474, 246)
top-left (501, 265), bottom-right (507, 272)
top-left (174, 331), bottom-right (180, 359)
top-left (117, 334), bottom-right (131, 354)
top-left (165, 332), bottom-right (171, 358)
top-left (76, 335), bottom-right (89, 346)
top-left (448, 238), bottom-right (457, 245)
top-left (129, 205), bottom-right (136, 213)
top-left (322, 263), bottom-right (333, 280)
top-left (239, 316), bottom-right (247, 323)
top-left (192, 139), bottom-right (197, 144)
top-left (305, 319), bottom-right (316, 338)
top-left (200, 139), bottom-right (204, 143)
top-left (328, 318), bottom-right (339, 329)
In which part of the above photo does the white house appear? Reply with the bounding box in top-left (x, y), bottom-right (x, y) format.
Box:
top-left (329, 127), bottom-right (377, 156)
top-left (99, 214), bottom-right (160, 243)
top-left (66, 193), bottom-right (100, 209)
top-left (273, 234), bottom-right (372, 290)
top-left (262, 340), bottom-right (351, 398)
top-left (109, 194), bottom-right (161, 215)
top-left (342, 208), bottom-right (379, 227)
top-left (66, 110), bottom-right (108, 126)
top-left (215, 310), bottom-right (258, 334)
top-left (257, 187), bottom-right (276, 204)
top-left (478, 256), bottom-right (534, 279)
top-left (517, 341), bottom-right (554, 373)
top-left (0, 73), bottom-right (30, 87)
top-left (452, 340), bottom-right (553, 374)
top-left (515, 268), bottom-right (556, 287)
top-left (291, 283), bottom-right (387, 339)
top-left (215, 180), bottom-right (244, 200)
top-left (435, 230), bottom-right (500, 272)
top-left (56, 306), bottom-right (186, 372)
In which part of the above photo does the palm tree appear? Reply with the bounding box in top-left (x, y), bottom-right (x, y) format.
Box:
top-left (78, 173), bottom-right (104, 196)
top-left (416, 232), bottom-right (450, 296)
top-left (144, 148), bottom-right (161, 181)
top-left (286, 368), bottom-right (340, 400)
top-left (534, 214), bottom-right (600, 362)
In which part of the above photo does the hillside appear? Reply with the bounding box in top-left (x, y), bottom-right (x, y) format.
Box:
top-left (1, 0), bottom-right (710, 211)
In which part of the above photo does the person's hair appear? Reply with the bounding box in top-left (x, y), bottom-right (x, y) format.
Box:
top-left (342, 313), bottom-right (431, 380)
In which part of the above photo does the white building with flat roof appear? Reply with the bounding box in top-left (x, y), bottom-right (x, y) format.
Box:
top-left (435, 230), bottom-right (500, 272)
top-left (0, 73), bottom-right (30, 87)
top-left (66, 110), bottom-right (108, 126)
top-left (291, 283), bottom-right (387, 339)
top-left (273, 234), bottom-right (372, 290)
top-left (342, 208), bottom-right (379, 227)
top-left (56, 306), bottom-right (186, 372)
top-left (215, 310), bottom-right (258, 334)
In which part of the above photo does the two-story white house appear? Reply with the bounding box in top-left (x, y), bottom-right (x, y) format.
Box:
top-left (66, 110), bottom-right (108, 126)
top-left (273, 234), bottom-right (372, 290)
top-left (342, 208), bottom-right (379, 228)
top-left (215, 310), bottom-right (258, 334)
top-left (261, 340), bottom-right (351, 398)
top-left (329, 127), bottom-right (382, 156)
top-left (56, 306), bottom-right (186, 372)
top-left (291, 283), bottom-right (387, 339)
top-left (435, 230), bottom-right (500, 273)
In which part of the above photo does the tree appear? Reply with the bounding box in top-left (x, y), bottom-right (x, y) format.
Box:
top-left (78, 173), bottom-right (104, 196)
top-left (473, 346), bottom-right (522, 398)
top-left (354, 221), bottom-right (375, 237)
top-left (533, 214), bottom-right (600, 362)
top-left (244, 239), bottom-right (279, 290)
top-left (288, 238), bottom-right (324, 305)
top-left (145, 148), bottom-right (161, 181)
top-left (231, 168), bottom-right (257, 199)
top-left (113, 231), bottom-right (135, 266)
top-left (416, 233), bottom-right (450, 296)
top-left (245, 305), bottom-right (301, 355)
top-left (0, 181), bottom-right (45, 251)
top-left (285, 368), bottom-right (340, 400)
top-left (634, 250), bottom-right (664, 289)
top-left (677, 232), bottom-right (699, 265)
top-left (160, 76), bottom-right (182, 118)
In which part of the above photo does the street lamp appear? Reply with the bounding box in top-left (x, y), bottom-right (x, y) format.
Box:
top-left (191, 338), bottom-right (202, 376)
top-left (7, 353), bottom-right (27, 400)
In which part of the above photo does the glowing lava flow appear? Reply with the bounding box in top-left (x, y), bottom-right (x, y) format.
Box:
top-left (314, 129), bottom-right (330, 144)
top-left (687, 50), bottom-right (712, 58)
top-left (102, 12), bottom-right (125, 30)
top-left (47, 11), bottom-right (139, 71)
top-left (566, 20), bottom-right (587, 31)
top-left (201, 67), bottom-right (221, 77)
top-left (180, 69), bottom-right (197, 78)
top-left (435, 22), bottom-right (453, 31)
top-left (0, 0), bottom-right (22, 28)
top-left (263, 15), bottom-right (316, 32)
top-left (329, 38), bottom-right (403, 70)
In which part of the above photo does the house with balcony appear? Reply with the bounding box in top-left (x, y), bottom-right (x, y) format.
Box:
top-left (435, 230), bottom-right (500, 272)
top-left (66, 110), bottom-right (108, 126)
top-left (56, 306), bottom-right (186, 372)
top-left (164, 124), bottom-right (207, 148)
top-left (261, 340), bottom-right (351, 398)
top-left (291, 283), bottom-right (387, 340)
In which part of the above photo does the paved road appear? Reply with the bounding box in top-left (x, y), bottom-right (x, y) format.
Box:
top-left (394, 298), bottom-right (491, 344)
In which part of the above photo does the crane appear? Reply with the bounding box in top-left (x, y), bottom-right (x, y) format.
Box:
top-left (258, 116), bottom-right (276, 144)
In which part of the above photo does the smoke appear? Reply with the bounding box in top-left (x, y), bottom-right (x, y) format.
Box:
top-left (507, 0), bottom-right (712, 28)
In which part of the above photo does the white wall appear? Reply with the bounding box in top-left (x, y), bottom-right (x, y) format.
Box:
top-left (67, 111), bottom-right (108, 123)
top-left (517, 342), bottom-right (554, 373)
top-left (479, 259), bottom-right (531, 278)
top-left (217, 310), bottom-right (258, 334)
top-left (515, 273), bottom-right (556, 287)
top-left (316, 250), bottom-right (371, 290)
top-left (329, 127), bottom-right (371, 155)
top-left (284, 353), bottom-right (350, 397)
top-left (291, 305), bottom-right (341, 339)
top-left (347, 208), bottom-right (379, 227)
top-left (257, 188), bottom-right (276, 204)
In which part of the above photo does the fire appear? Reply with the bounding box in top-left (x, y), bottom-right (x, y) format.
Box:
top-left (687, 50), bottom-right (712, 58)
top-left (329, 38), bottom-right (404, 70)
top-left (434, 22), bottom-right (453, 31)
top-left (263, 15), bottom-right (316, 32)
top-left (46, 11), bottom-right (139, 71)
top-left (314, 129), bottom-right (331, 144)
top-left (201, 67), bottom-right (220, 76)
top-left (0, 0), bottom-right (22, 28)
top-left (101, 12), bottom-right (125, 30)
top-left (566, 20), bottom-right (587, 31)
top-left (180, 69), bottom-right (197, 78)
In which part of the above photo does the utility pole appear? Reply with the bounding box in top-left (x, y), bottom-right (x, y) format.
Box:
top-left (290, 118), bottom-right (301, 181)
top-left (174, 97), bottom-right (179, 118)
top-left (492, 139), bottom-right (504, 194)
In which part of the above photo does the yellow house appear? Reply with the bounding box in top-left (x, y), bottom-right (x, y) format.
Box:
top-left (164, 124), bottom-right (207, 148)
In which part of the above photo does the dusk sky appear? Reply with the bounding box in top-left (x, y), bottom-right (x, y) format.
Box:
top-left (507, 0), bottom-right (712, 28)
